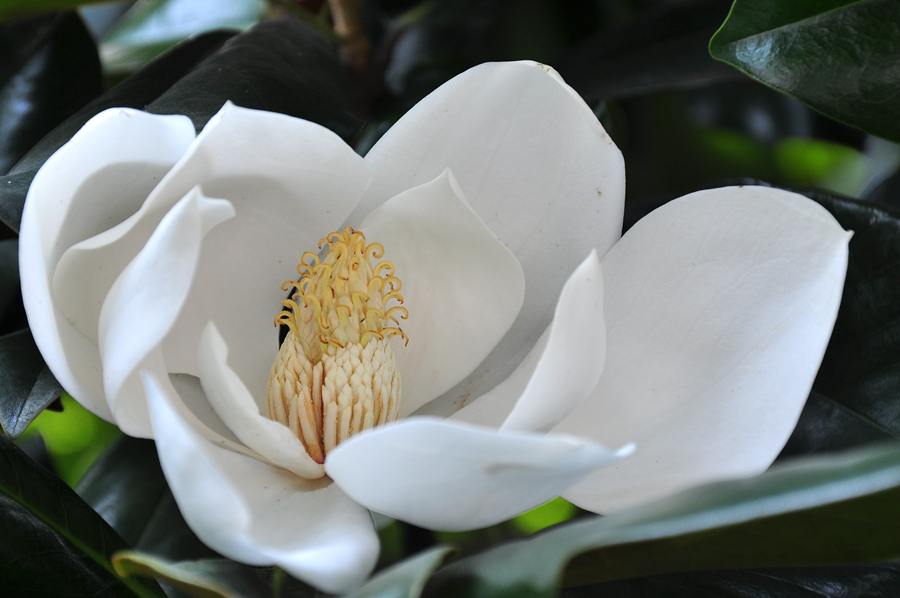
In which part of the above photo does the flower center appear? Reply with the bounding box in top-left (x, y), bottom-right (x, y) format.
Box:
top-left (266, 227), bottom-right (408, 464)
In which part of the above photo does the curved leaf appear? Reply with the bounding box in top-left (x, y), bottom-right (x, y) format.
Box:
top-left (76, 434), bottom-right (217, 561)
top-left (0, 432), bottom-right (164, 597)
top-left (0, 11), bottom-right (101, 176)
top-left (348, 546), bottom-right (455, 598)
top-left (0, 28), bottom-right (235, 233)
top-left (561, 564), bottom-right (900, 598)
top-left (113, 554), bottom-right (323, 598)
top-left (423, 442), bottom-right (900, 598)
top-left (709, 0), bottom-right (900, 141)
top-left (781, 191), bottom-right (900, 456)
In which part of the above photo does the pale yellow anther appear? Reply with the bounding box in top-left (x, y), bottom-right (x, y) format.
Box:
top-left (267, 227), bottom-right (407, 464)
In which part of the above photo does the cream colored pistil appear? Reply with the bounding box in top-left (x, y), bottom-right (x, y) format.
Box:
top-left (266, 227), bottom-right (407, 463)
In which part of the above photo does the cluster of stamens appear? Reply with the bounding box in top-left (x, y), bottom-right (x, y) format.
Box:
top-left (266, 227), bottom-right (407, 465)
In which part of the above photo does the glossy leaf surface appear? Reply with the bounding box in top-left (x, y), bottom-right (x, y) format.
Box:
top-left (76, 434), bottom-right (217, 561)
top-left (781, 192), bottom-right (900, 457)
top-left (0, 432), bottom-right (164, 597)
top-left (424, 442), bottom-right (900, 598)
top-left (0, 239), bottom-right (61, 438)
top-left (710, 0), bottom-right (900, 141)
top-left (0, 12), bottom-right (101, 176)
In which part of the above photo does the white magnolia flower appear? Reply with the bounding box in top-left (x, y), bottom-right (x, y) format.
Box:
top-left (20, 61), bottom-right (849, 593)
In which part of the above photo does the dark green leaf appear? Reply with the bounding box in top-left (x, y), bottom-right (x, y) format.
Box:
top-left (0, 28), bottom-right (235, 233)
top-left (556, 0), bottom-right (739, 102)
top-left (709, 0), bottom-right (900, 142)
top-left (0, 329), bottom-right (60, 438)
top-left (113, 553), bottom-right (324, 598)
top-left (0, 432), bottom-right (165, 597)
top-left (0, 237), bottom-right (62, 437)
top-left (423, 442), bottom-right (900, 598)
top-left (0, 239), bottom-right (19, 321)
top-left (0, 17), bottom-right (359, 232)
top-left (348, 546), bottom-right (455, 598)
top-left (779, 192), bottom-right (900, 458)
top-left (561, 563), bottom-right (900, 598)
top-left (76, 434), bottom-right (217, 561)
top-left (0, 12), bottom-right (102, 176)
top-left (143, 17), bottom-right (360, 137)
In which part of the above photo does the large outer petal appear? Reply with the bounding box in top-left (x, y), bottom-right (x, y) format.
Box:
top-left (56, 102), bottom-right (372, 430)
top-left (555, 186), bottom-right (851, 513)
top-left (143, 371), bottom-right (379, 594)
top-left (20, 108), bottom-right (195, 420)
top-left (355, 61), bottom-right (625, 416)
top-left (325, 417), bottom-right (630, 531)
top-left (360, 169), bottom-right (524, 415)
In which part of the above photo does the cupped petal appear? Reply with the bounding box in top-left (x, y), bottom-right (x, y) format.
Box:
top-left (99, 187), bottom-right (235, 436)
top-left (325, 417), bottom-right (631, 531)
top-left (500, 250), bottom-right (605, 433)
top-left (198, 321), bottom-right (324, 479)
top-left (555, 186), bottom-right (851, 513)
top-left (360, 169), bottom-right (525, 415)
top-left (450, 326), bottom-right (550, 429)
top-left (355, 61), bottom-right (625, 416)
top-left (54, 102), bottom-right (373, 411)
top-left (143, 370), bottom-right (379, 594)
top-left (20, 108), bottom-right (195, 420)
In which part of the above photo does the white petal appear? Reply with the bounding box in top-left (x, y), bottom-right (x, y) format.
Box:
top-left (361, 169), bottom-right (525, 415)
top-left (99, 187), bottom-right (235, 436)
top-left (20, 108), bottom-right (195, 420)
top-left (501, 250), bottom-right (605, 432)
top-left (325, 417), bottom-right (630, 531)
top-left (143, 371), bottom-right (379, 594)
top-left (198, 321), bottom-right (324, 479)
top-left (555, 186), bottom-right (851, 513)
top-left (356, 61), bottom-right (625, 416)
top-left (54, 102), bottom-right (373, 414)
top-left (450, 326), bottom-right (550, 428)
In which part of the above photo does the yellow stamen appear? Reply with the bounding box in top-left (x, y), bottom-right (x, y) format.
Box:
top-left (267, 227), bottom-right (406, 466)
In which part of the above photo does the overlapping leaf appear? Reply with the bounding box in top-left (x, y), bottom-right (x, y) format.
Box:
top-left (423, 442), bottom-right (900, 598)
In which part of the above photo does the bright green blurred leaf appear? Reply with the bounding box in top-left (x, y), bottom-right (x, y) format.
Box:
top-left (513, 498), bottom-right (578, 535)
top-left (20, 393), bottom-right (119, 485)
top-left (424, 442), bottom-right (900, 598)
top-left (710, 0), bottom-right (900, 141)
top-left (0, 431), bottom-right (165, 597)
top-left (776, 138), bottom-right (868, 196)
top-left (100, 0), bottom-right (268, 75)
